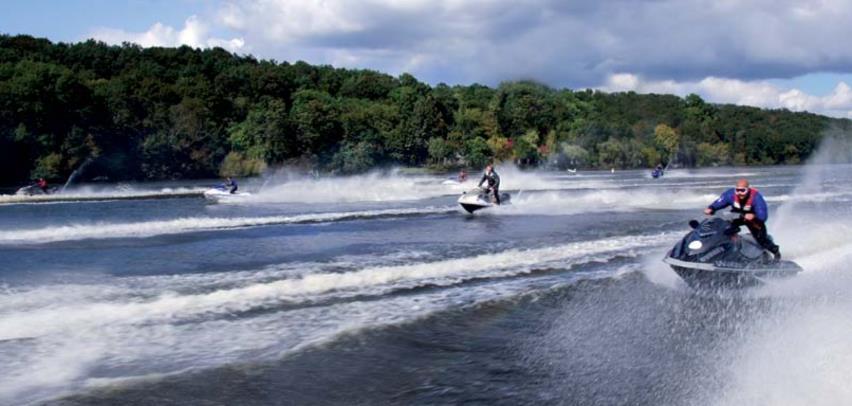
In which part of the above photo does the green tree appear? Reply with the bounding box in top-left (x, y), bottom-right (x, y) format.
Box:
top-left (464, 137), bottom-right (492, 168)
top-left (290, 89), bottom-right (341, 155)
top-left (654, 123), bottom-right (680, 163)
top-left (514, 129), bottom-right (541, 166)
top-left (696, 142), bottom-right (731, 166)
top-left (560, 144), bottom-right (590, 167)
top-left (428, 136), bottom-right (454, 165)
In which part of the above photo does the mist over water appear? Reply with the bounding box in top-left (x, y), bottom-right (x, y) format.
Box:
top-left (709, 137), bottom-right (852, 406)
top-left (0, 160), bottom-right (850, 405)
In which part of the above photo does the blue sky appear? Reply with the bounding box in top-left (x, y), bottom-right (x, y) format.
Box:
top-left (3, 0), bottom-right (852, 117)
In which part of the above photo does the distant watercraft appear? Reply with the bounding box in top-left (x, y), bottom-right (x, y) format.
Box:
top-left (203, 187), bottom-right (251, 200)
top-left (15, 184), bottom-right (56, 196)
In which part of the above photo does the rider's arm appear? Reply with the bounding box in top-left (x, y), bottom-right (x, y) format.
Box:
top-left (707, 189), bottom-right (734, 213)
top-left (478, 173), bottom-right (486, 187)
top-left (493, 172), bottom-right (500, 187)
top-left (752, 193), bottom-right (768, 222)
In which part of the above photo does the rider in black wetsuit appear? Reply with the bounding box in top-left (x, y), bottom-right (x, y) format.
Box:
top-left (477, 165), bottom-right (501, 204)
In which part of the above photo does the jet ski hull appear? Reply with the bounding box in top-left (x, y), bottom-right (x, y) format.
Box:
top-left (203, 188), bottom-right (251, 200)
top-left (663, 217), bottom-right (802, 290)
top-left (664, 256), bottom-right (801, 289)
top-left (457, 190), bottom-right (510, 213)
top-left (15, 185), bottom-right (54, 196)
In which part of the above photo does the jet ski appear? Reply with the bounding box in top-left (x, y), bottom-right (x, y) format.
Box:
top-left (458, 187), bottom-right (510, 213)
top-left (663, 217), bottom-right (802, 289)
top-left (203, 187), bottom-right (251, 200)
top-left (651, 168), bottom-right (664, 178)
top-left (15, 184), bottom-right (56, 196)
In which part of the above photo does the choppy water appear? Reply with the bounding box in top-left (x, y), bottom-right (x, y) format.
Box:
top-left (1, 164), bottom-right (851, 406)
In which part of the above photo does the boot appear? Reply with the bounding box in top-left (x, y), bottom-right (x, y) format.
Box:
top-left (771, 247), bottom-right (781, 262)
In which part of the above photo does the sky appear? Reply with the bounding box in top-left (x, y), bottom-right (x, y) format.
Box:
top-left (3, 0), bottom-right (852, 118)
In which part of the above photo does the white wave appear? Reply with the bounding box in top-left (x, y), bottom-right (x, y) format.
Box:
top-left (245, 166), bottom-right (586, 204)
top-left (713, 266), bottom-right (852, 406)
top-left (0, 232), bottom-right (674, 341)
top-left (0, 187), bottom-right (205, 205)
top-left (708, 145), bottom-right (852, 405)
top-left (0, 265), bottom-right (629, 405)
top-left (0, 206), bottom-right (454, 244)
top-left (660, 170), bottom-right (760, 179)
top-left (504, 189), bottom-right (718, 215)
top-left (489, 165), bottom-right (576, 191)
top-left (252, 170), bottom-right (455, 203)
top-left (0, 232), bottom-right (671, 404)
top-left (0, 250), bottom-right (437, 316)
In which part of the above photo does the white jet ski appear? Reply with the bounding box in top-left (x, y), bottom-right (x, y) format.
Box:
top-left (457, 187), bottom-right (510, 213)
top-left (203, 187), bottom-right (251, 200)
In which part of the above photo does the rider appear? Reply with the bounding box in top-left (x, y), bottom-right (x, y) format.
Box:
top-left (652, 163), bottom-right (664, 178)
top-left (704, 178), bottom-right (781, 260)
top-left (224, 177), bottom-right (238, 194)
top-left (36, 178), bottom-right (49, 194)
top-left (477, 164), bottom-right (501, 204)
top-left (458, 169), bottom-right (468, 183)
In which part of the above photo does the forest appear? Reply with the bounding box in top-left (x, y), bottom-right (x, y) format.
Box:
top-left (1, 34), bottom-right (849, 186)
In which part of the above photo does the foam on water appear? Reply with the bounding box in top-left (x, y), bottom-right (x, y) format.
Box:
top-left (252, 170), bottom-right (458, 203)
top-left (505, 188), bottom-right (718, 215)
top-left (711, 249), bottom-right (852, 406)
top-left (661, 169), bottom-right (760, 179)
top-left (709, 139), bottom-right (852, 406)
top-left (0, 231), bottom-right (675, 340)
top-left (0, 206), bottom-right (455, 244)
top-left (244, 166), bottom-right (577, 204)
top-left (0, 187), bottom-right (205, 205)
top-left (0, 231), bottom-right (671, 404)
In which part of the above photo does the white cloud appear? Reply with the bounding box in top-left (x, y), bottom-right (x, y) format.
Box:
top-left (89, 15), bottom-right (245, 52)
top-left (80, 1), bottom-right (852, 118)
top-left (207, 0), bottom-right (852, 87)
top-left (600, 73), bottom-right (852, 118)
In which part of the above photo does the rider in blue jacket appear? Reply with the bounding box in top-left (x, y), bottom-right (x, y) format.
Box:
top-left (704, 178), bottom-right (780, 260)
top-left (224, 177), bottom-right (238, 194)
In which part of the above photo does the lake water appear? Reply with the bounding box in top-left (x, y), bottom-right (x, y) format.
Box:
top-left (1, 164), bottom-right (851, 405)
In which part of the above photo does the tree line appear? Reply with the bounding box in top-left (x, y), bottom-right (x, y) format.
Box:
top-left (1, 34), bottom-right (849, 186)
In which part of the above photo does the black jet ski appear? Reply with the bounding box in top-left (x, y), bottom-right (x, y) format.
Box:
top-left (663, 217), bottom-right (802, 289)
top-left (458, 187), bottom-right (511, 213)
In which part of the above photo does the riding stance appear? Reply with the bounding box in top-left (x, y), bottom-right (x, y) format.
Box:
top-left (224, 177), bottom-right (238, 194)
top-left (704, 179), bottom-right (781, 260)
top-left (477, 165), bottom-right (501, 204)
top-left (36, 178), bottom-right (49, 194)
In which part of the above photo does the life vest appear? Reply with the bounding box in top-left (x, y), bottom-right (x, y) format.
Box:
top-left (731, 188), bottom-right (757, 213)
